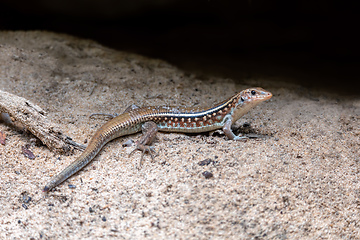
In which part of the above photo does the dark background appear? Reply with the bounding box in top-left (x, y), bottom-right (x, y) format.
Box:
top-left (0, 0), bottom-right (359, 94)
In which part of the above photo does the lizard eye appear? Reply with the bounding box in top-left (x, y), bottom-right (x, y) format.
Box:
top-left (251, 90), bottom-right (256, 95)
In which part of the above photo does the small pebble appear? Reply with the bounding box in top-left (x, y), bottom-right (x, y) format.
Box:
top-left (22, 195), bottom-right (31, 204)
top-left (202, 171), bottom-right (213, 179)
top-left (22, 146), bottom-right (35, 159)
top-left (198, 159), bottom-right (212, 166)
top-left (122, 139), bottom-right (134, 147)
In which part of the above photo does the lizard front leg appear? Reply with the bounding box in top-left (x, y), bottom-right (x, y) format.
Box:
top-left (222, 118), bottom-right (248, 141)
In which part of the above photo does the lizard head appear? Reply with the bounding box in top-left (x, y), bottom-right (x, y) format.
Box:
top-left (231, 87), bottom-right (272, 122)
top-left (240, 87), bottom-right (272, 103)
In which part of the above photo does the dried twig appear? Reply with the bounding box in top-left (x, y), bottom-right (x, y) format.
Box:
top-left (0, 89), bottom-right (84, 154)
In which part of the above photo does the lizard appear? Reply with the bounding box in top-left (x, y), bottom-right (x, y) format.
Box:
top-left (43, 87), bottom-right (272, 192)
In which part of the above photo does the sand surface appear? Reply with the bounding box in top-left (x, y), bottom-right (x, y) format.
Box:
top-left (0, 31), bottom-right (359, 239)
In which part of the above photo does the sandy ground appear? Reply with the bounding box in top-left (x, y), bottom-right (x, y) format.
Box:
top-left (0, 31), bottom-right (359, 239)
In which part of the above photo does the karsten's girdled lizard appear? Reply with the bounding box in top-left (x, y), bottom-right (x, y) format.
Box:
top-left (43, 87), bottom-right (272, 192)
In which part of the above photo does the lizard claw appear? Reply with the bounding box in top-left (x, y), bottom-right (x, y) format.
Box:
top-left (128, 141), bottom-right (158, 168)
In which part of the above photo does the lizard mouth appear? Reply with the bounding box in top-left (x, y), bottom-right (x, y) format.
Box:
top-left (262, 90), bottom-right (273, 100)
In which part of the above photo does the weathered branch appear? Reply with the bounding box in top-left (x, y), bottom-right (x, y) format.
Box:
top-left (0, 89), bottom-right (84, 154)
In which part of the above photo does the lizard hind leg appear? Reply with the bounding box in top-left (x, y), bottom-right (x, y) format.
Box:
top-left (128, 121), bottom-right (158, 168)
